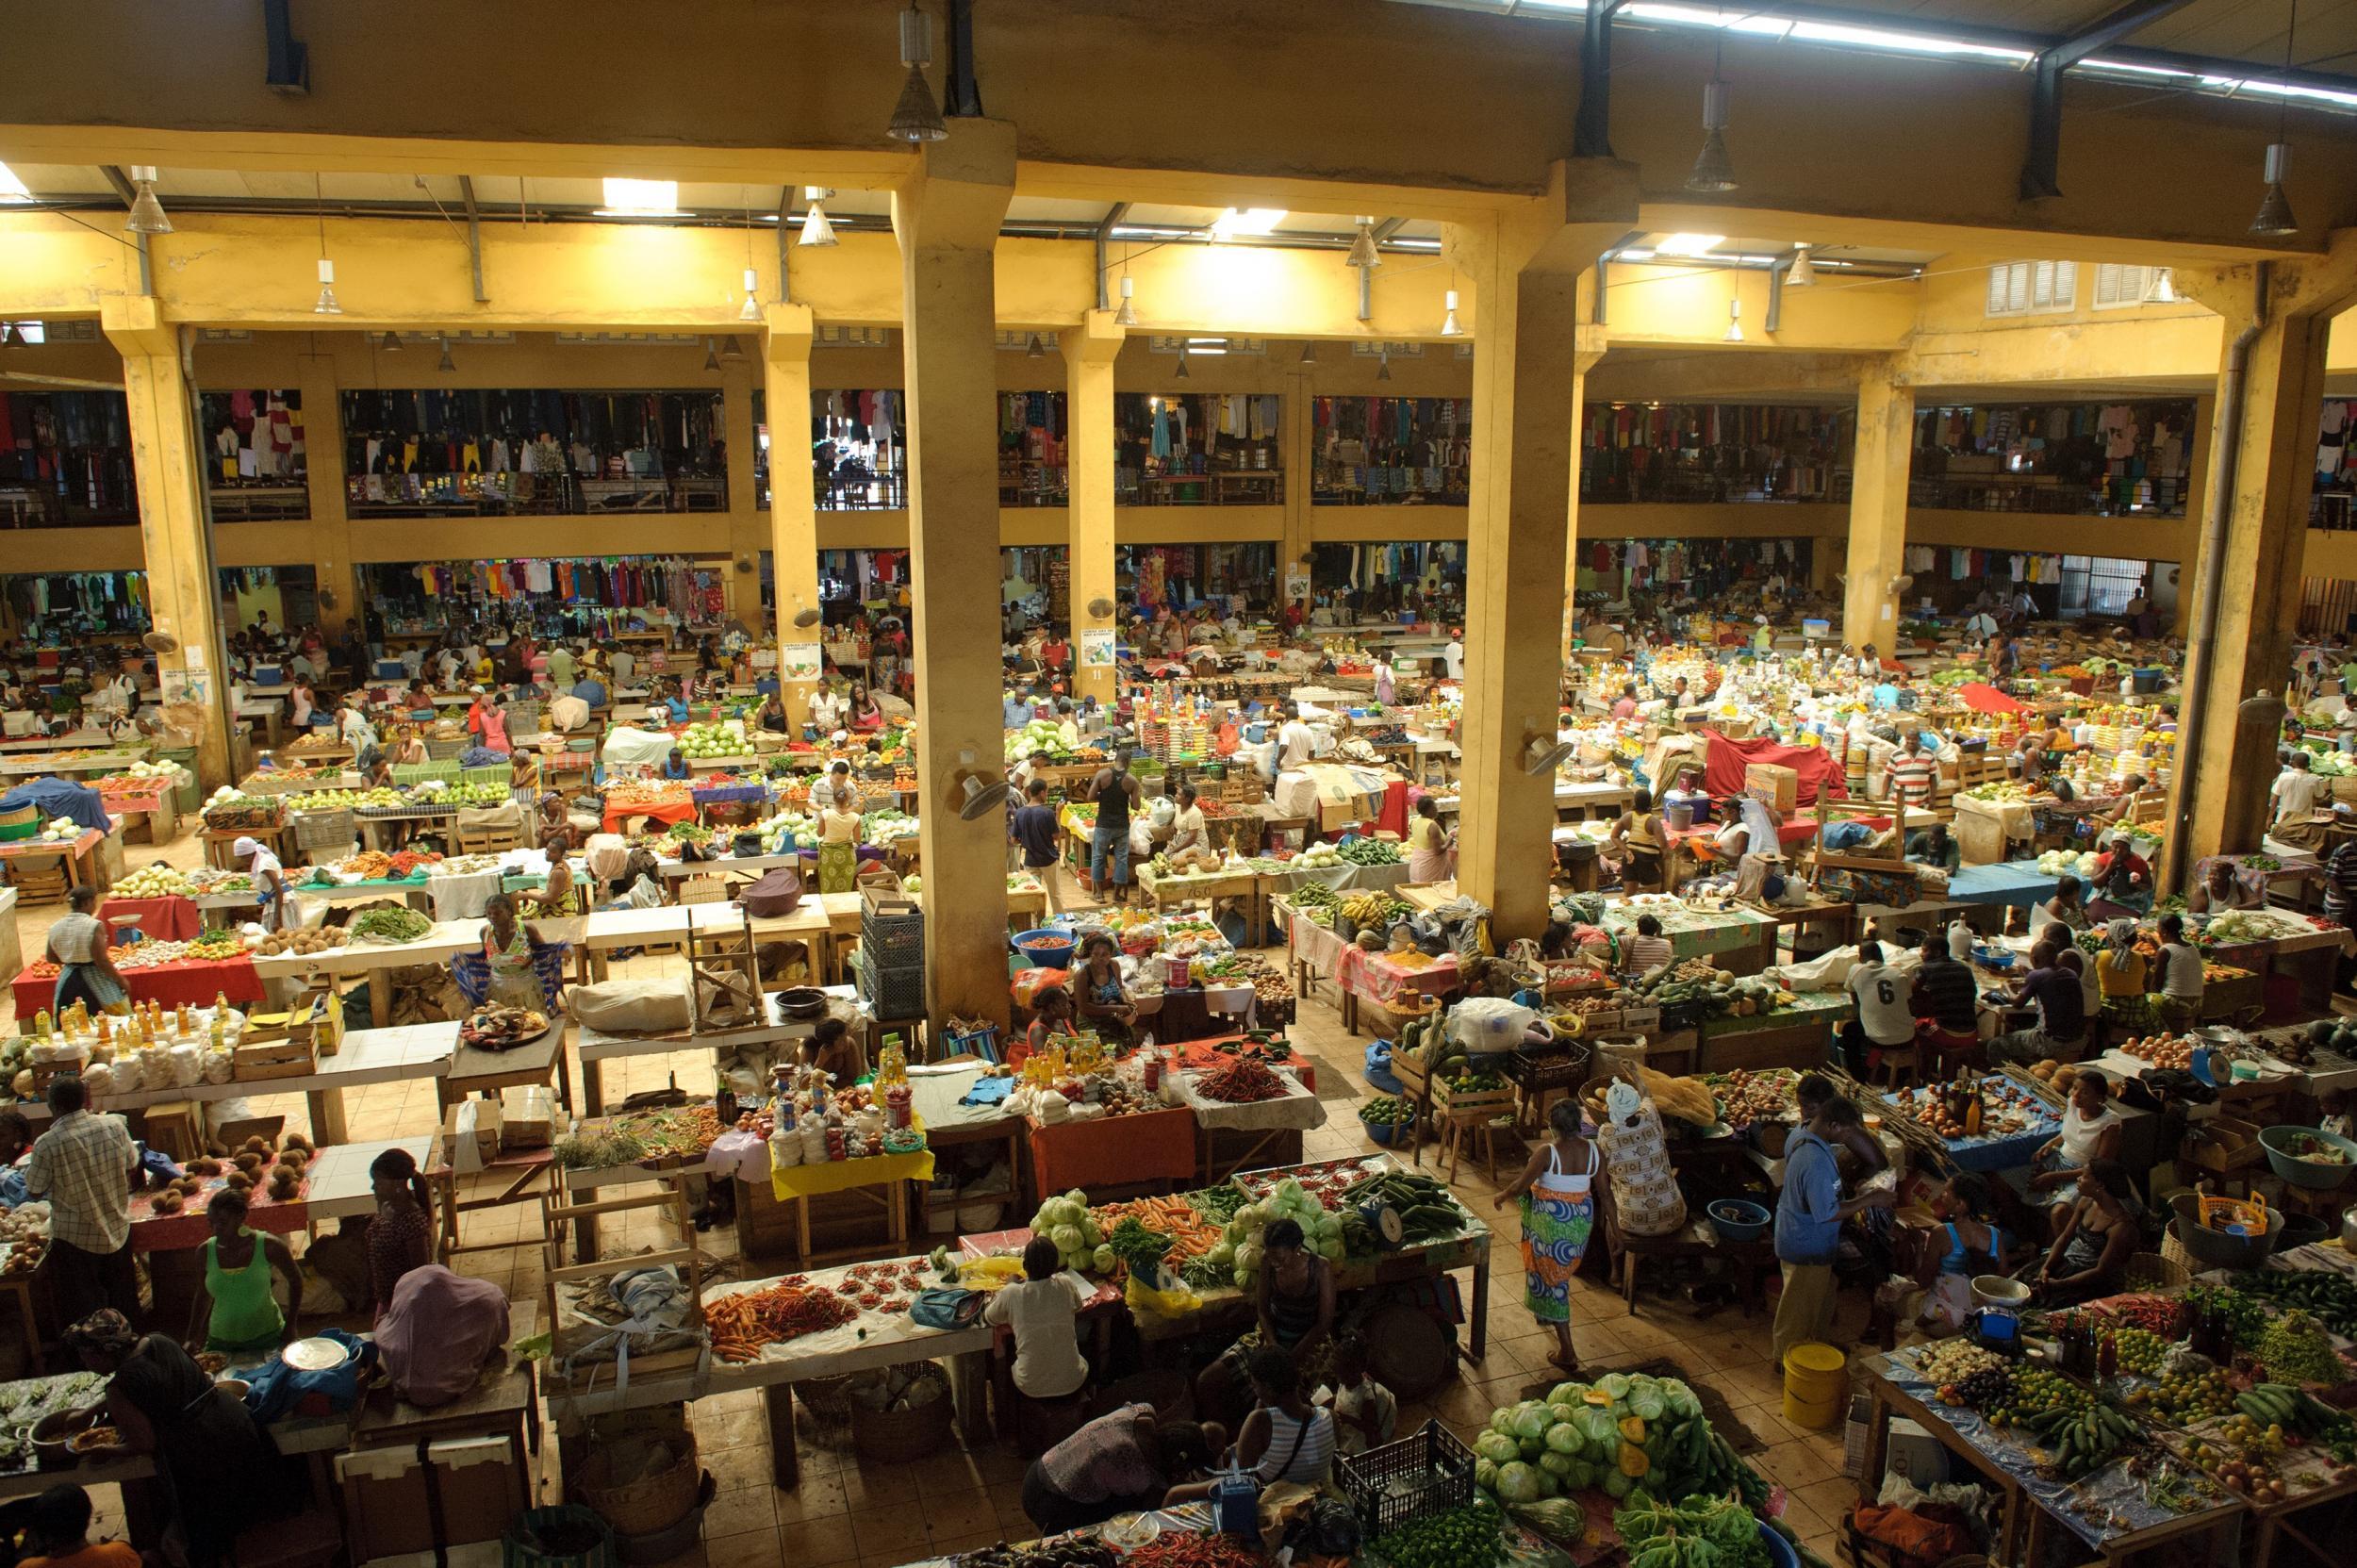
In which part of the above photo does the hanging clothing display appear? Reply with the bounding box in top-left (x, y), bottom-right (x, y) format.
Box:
top-left (1310, 397), bottom-right (1473, 504)
top-left (340, 388), bottom-right (727, 512)
top-left (1577, 403), bottom-right (1844, 503)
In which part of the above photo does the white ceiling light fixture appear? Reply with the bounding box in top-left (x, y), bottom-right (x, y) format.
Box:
top-left (1300, 341), bottom-right (1317, 365)
top-left (886, 4), bottom-right (949, 143)
top-left (598, 178), bottom-right (680, 217)
top-left (313, 258), bottom-right (341, 316)
top-left (124, 166), bottom-right (171, 235)
top-left (799, 187), bottom-right (839, 248)
top-left (1786, 245), bottom-right (1816, 287)
top-left (1174, 351), bottom-right (1191, 381)
top-left (739, 266), bottom-right (763, 322)
top-left (1440, 289), bottom-right (1463, 338)
top-left (0, 163), bottom-right (30, 204)
top-left (703, 337), bottom-right (720, 371)
top-left (379, 330), bottom-right (402, 352)
top-left (2148, 269), bottom-right (2178, 304)
top-left (2254, 0), bottom-right (2302, 236)
top-left (1687, 35), bottom-right (1739, 194)
top-left (1376, 351), bottom-right (1393, 383)
top-left (1209, 206), bottom-right (1286, 242)
top-left (719, 335), bottom-right (745, 360)
top-left (437, 335), bottom-right (455, 373)
top-left (1656, 233), bottom-right (1726, 257)
top-left (1025, 333), bottom-right (1046, 358)
top-left (1723, 299), bottom-right (1744, 342)
top-left (1346, 217), bottom-right (1382, 271)
top-left (1114, 274), bottom-right (1139, 327)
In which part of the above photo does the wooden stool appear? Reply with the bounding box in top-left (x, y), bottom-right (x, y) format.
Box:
top-left (6, 853), bottom-right (69, 905)
top-left (141, 1099), bottom-right (203, 1163)
top-left (1872, 1043), bottom-right (1923, 1092)
top-left (1442, 1113), bottom-right (1509, 1186)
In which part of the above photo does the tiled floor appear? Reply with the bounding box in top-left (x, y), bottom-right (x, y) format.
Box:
top-left (14, 849), bottom-right (1862, 1568)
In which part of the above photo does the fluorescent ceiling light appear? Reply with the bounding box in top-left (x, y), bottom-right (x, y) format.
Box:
top-left (0, 164), bottom-right (30, 203)
top-left (1209, 206), bottom-right (1286, 240)
top-left (1386, 238), bottom-right (1442, 252)
top-left (1655, 233), bottom-right (1725, 256)
top-left (598, 177), bottom-right (681, 215)
top-left (1786, 20), bottom-right (2031, 63)
top-left (1613, 248), bottom-right (1656, 261)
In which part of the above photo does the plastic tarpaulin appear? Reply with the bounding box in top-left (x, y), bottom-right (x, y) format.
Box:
top-left (0, 777), bottom-right (110, 833)
top-left (1953, 682), bottom-right (2026, 715)
top-left (1698, 729), bottom-right (1847, 805)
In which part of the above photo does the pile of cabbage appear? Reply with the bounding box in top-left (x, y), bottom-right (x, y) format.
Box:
top-left (1027, 1191), bottom-right (1113, 1274)
top-left (1220, 1176), bottom-right (1344, 1291)
top-left (1004, 719), bottom-right (1074, 762)
top-left (1470, 1371), bottom-right (1703, 1509)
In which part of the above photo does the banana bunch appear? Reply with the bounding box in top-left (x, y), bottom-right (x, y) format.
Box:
top-left (1340, 893), bottom-right (1408, 928)
top-left (2027, 1402), bottom-right (2137, 1479)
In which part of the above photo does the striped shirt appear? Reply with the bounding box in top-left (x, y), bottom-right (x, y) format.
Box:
top-left (2327, 841), bottom-right (2357, 922)
top-left (1912, 953), bottom-right (1979, 1033)
top-left (1623, 933), bottom-right (1674, 975)
top-left (1887, 753), bottom-right (1938, 808)
top-left (1254, 1404), bottom-right (1337, 1485)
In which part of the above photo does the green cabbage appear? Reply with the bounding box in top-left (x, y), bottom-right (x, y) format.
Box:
top-left (1565, 1460), bottom-right (1598, 1491)
top-left (1596, 1373), bottom-right (1632, 1401)
top-left (1549, 1381), bottom-right (1590, 1407)
top-left (1629, 1390), bottom-right (1667, 1423)
top-left (1475, 1458), bottom-right (1500, 1491)
top-left (1475, 1431), bottom-right (1520, 1466)
top-left (1510, 1404), bottom-right (1553, 1442)
top-left (1544, 1423), bottom-right (1582, 1456)
top-left (1538, 1450), bottom-right (1574, 1478)
top-left (1520, 1436), bottom-right (1545, 1461)
top-left (1491, 1409), bottom-right (1518, 1438)
top-left (1660, 1379), bottom-right (1702, 1421)
top-left (1603, 1472), bottom-right (1634, 1500)
top-left (1495, 1462), bottom-right (1544, 1505)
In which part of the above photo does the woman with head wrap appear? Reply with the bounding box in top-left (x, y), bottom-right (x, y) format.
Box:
top-left (2095, 916), bottom-right (2154, 1032)
top-left (63, 1316), bottom-right (295, 1567)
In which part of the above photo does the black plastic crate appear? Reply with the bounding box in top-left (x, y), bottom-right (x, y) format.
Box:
top-left (857, 951), bottom-right (926, 1018)
top-left (861, 891), bottom-right (926, 965)
top-left (1505, 1040), bottom-right (1591, 1095)
top-left (1337, 1418), bottom-right (1475, 1535)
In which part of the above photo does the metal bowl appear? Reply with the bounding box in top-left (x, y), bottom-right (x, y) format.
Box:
top-left (775, 987), bottom-right (829, 1019)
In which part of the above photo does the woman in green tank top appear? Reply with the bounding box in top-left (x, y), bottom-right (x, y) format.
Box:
top-left (187, 1189), bottom-right (304, 1356)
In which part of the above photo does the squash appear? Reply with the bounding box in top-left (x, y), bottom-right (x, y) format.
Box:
top-left (1618, 1443), bottom-right (1651, 1479)
top-left (1582, 1390), bottom-right (1612, 1407)
top-left (1619, 1415), bottom-right (1648, 1444)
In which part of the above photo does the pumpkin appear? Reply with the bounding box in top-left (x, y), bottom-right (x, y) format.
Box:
top-left (1619, 1415), bottom-right (1649, 1444)
top-left (1618, 1443), bottom-right (1651, 1478)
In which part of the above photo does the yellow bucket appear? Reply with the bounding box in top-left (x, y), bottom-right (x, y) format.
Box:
top-left (1784, 1343), bottom-right (1849, 1401)
top-left (1783, 1389), bottom-right (1843, 1429)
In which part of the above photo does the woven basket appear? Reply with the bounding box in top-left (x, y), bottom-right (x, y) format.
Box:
top-left (575, 1429), bottom-right (701, 1539)
top-left (2122, 1250), bottom-right (2188, 1293)
top-left (849, 1366), bottom-right (953, 1462)
top-left (2158, 1223), bottom-right (2195, 1278)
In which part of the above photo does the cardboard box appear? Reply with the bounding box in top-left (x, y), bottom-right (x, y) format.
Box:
top-left (1744, 763), bottom-right (1799, 814)
top-left (338, 1438), bottom-right (519, 1560)
top-left (440, 1099), bottom-right (502, 1173)
top-left (499, 1086), bottom-right (555, 1149)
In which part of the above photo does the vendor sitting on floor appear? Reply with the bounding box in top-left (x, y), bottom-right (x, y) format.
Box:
top-left (2033, 1159), bottom-right (2143, 1305)
top-left (1071, 934), bottom-right (1138, 1046)
top-left (1021, 1403), bottom-right (1218, 1537)
top-left (1915, 1172), bottom-right (2017, 1336)
top-left (2028, 1070), bottom-right (2123, 1229)
top-left (1194, 1218), bottom-right (1335, 1429)
top-left (799, 1016), bottom-right (866, 1088)
top-left (1164, 1345), bottom-right (1337, 1503)
top-left (1991, 937), bottom-right (2087, 1065)
top-left (1015, 987), bottom-right (1076, 1071)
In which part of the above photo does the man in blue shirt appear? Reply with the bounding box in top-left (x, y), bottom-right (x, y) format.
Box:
top-left (1003, 689), bottom-right (1037, 731)
top-left (1007, 779), bottom-right (1063, 911)
top-left (572, 672), bottom-right (608, 710)
top-left (1772, 1095), bottom-right (1892, 1368)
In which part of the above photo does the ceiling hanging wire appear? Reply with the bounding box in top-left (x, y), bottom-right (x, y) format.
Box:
top-left (1687, 33), bottom-right (1739, 194)
top-left (2252, 0), bottom-right (2301, 234)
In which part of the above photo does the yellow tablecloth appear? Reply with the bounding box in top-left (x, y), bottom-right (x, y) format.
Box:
top-left (769, 1142), bottom-right (934, 1200)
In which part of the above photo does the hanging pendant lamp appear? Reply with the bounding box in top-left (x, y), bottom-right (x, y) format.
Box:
top-left (1114, 275), bottom-right (1139, 327)
top-left (886, 5), bottom-right (948, 143)
top-left (799, 189), bottom-right (839, 248)
top-left (124, 166), bottom-right (171, 235)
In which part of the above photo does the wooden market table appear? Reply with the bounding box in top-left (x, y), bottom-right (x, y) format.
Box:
top-left (438, 1017), bottom-right (570, 1114)
top-left (541, 1253), bottom-right (991, 1490)
top-left (96, 779), bottom-right (181, 844)
top-left (0, 826), bottom-right (107, 893)
top-left (13, 950), bottom-right (265, 1022)
top-left (1695, 992), bottom-right (1849, 1073)
top-left (1136, 863), bottom-right (1263, 936)
top-left (571, 989), bottom-right (861, 1116)
top-left (249, 918), bottom-right (481, 1027)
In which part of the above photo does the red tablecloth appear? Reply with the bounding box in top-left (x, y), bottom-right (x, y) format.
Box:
top-left (602, 796), bottom-right (698, 834)
top-left (1335, 945), bottom-right (1460, 1009)
top-left (13, 952), bottom-right (264, 1017)
top-left (1028, 1103), bottom-right (1196, 1194)
top-left (1173, 1036), bottom-right (1316, 1092)
top-left (99, 896), bottom-right (200, 942)
top-left (128, 1173), bottom-right (308, 1252)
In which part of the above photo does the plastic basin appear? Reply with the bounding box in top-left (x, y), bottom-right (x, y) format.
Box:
top-left (1706, 1198), bottom-right (1771, 1244)
top-left (1011, 928), bottom-right (1075, 969)
top-left (2259, 1125), bottom-right (2357, 1190)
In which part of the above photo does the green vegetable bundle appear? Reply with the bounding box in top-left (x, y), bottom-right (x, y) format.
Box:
top-left (1371, 1497), bottom-right (1505, 1568)
top-left (349, 905), bottom-right (434, 945)
top-left (2230, 1269), bottom-right (2357, 1339)
top-left (1338, 837), bottom-right (1402, 866)
top-left (2253, 1311), bottom-right (2345, 1385)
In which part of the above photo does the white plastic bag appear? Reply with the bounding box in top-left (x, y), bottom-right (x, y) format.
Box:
top-left (1446, 997), bottom-right (1538, 1055)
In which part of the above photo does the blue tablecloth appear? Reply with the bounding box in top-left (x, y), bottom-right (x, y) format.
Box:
top-left (0, 777), bottom-right (109, 834)
top-left (1947, 860), bottom-right (2058, 909)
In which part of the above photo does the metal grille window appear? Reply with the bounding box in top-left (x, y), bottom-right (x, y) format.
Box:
top-left (2058, 555), bottom-right (2145, 619)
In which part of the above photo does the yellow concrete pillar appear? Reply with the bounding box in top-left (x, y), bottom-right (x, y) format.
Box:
top-left (719, 347), bottom-right (763, 627)
top-left (2171, 392), bottom-right (2214, 638)
top-left (1063, 309), bottom-right (1123, 707)
top-left (894, 122), bottom-right (1016, 1029)
top-left (764, 304), bottom-right (822, 729)
top-left (1450, 160), bottom-right (1638, 940)
top-left (1842, 359), bottom-right (1914, 655)
top-left (104, 298), bottom-right (230, 785)
top-left (2169, 251), bottom-right (2357, 879)
top-left (1560, 349), bottom-right (1603, 659)
top-left (291, 352), bottom-right (362, 635)
top-left (1280, 366), bottom-right (1314, 609)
